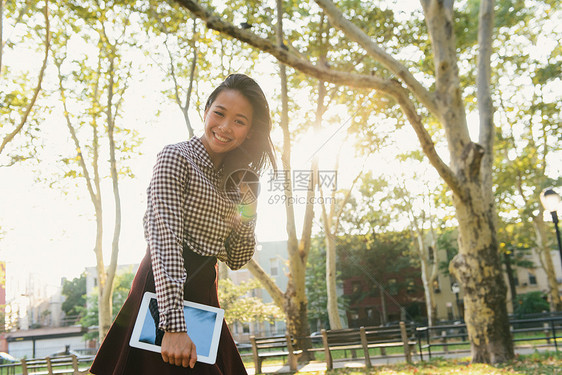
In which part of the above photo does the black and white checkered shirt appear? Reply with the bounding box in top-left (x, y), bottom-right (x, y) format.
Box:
top-left (143, 137), bottom-right (256, 332)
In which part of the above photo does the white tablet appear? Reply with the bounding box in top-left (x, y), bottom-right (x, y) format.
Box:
top-left (129, 292), bottom-right (225, 365)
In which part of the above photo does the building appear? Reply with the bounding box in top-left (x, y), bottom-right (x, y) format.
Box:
top-left (506, 248), bottom-right (562, 312)
top-left (84, 264), bottom-right (140, 301)
top-left (228, 240), bottom-right (290, 343)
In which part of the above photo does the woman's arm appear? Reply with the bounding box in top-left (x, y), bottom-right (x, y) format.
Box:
top-left (145, 145), bottom-right (189, 332)
top-left (224, 182), bottom-right (258, 269)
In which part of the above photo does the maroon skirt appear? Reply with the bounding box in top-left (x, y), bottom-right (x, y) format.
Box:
top-left (90, 247), bottom-right (248, 375)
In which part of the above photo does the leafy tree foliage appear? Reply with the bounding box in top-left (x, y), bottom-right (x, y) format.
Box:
top-left (0, 0), bottom-right (50, 165)
top-left (79, 270), bottom-right (134, 340)
top-left (305, 237), bottom-right (349, 330)
top-left (514, 291), bottom-right (550, 317)
top-left (338, 231), bottom-right (423, 324)
top-left (61, 273), bottom-right (87, 320)
top-left (218, 278), bottom-right (283, 325)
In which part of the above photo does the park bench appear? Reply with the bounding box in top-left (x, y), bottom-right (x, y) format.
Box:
top-left (250, 333), bottom-right (301, 373)
top-left (20, 354), bottom-right (92, 375)
top-left (320, 322), bottom-right (416, 369)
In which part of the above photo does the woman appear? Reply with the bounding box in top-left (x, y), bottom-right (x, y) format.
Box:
top-left (90, 74), bottom-right (276, 374)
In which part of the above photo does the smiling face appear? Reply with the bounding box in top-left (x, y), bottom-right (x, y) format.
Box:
top-left (201, 89), bottom-right (254, 167)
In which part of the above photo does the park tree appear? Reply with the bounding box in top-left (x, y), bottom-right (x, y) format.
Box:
top-left (344, 168), bottom-right (456, 326)
top-left (51, 0), bottom-right (141, 341)
top-left (492, 1), bottom-right (561, 311)
top-left (496, 223), bottom-right (537, 312)
top-left (140, 1), bottom-right (262, 137)
top-left (80, 270), bottom-right (135, 340)
top-left (0, 0), bottom-right (50, 164)
top-left (319, 151), bottom-right (363, 329)
top-left (391, 178), bottom-right (447, 327)
top-left (244, 0), bottom-right (382, 353)
top-left (142, 2), bottom-right (199, 137)
top-left (165, 0), bottom-right (562, 362)
top-left (61, 273), bottom-right (87, 323)
top-left (243, 0), bottom-right (319, 357)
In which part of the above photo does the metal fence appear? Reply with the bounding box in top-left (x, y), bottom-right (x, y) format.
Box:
top-left (416, 314), bottom-right (562, 360)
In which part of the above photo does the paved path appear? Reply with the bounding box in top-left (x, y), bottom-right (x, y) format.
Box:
top-left (245, 346), bottom-right (554, 374)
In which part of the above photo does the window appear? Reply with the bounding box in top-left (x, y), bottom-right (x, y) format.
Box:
top-left (270, 258), bottom-right (278, 276)
top-left (351, 280), bottom-right (362, 293)
top-left (529, 273), bottom-right (537, 285)
top-left (407, 279), bottom-right (416, 294)
top-left (514, 275), bottom-right (519, 286)
top-left (242, 323), bottom-right (250, 334)
top-left (433, 278), bottom-right (441, 293)
top-left (428, 246), bottom-right (435, 264)
top-left (446, 303), bottom-right (454, 321)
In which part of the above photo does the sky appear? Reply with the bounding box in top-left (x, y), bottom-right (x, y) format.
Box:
top-left (1, 0), bottom-right (560, 318)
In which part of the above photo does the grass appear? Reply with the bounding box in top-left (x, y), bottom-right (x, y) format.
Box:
top-left (291, 351), bottom-right (562, 374)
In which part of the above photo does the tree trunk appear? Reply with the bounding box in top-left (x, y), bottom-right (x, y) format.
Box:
top-left (503, 252), bottom-right (518, 313)
top-left (379, 286), bottom-right (387, 325)
top-left (532, 214), bottom-right (562, 311)
top-left (325, 231), bottom-right (342, 329)
top-left (450, 190), bottom-right (513, 363)
top-left (100, 54), bottom-right (123, 340)
top-left (422, 0), bottom-right (513, 363)
top-left (420, 254), bottom-right (436, 326)
top-left (93, 201), bottom-right (109, 343)
top-left (238, 0), bottom-right (313, 361)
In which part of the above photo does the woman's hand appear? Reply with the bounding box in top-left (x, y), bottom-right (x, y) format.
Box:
top-left (161, 331), bottom-right (197, 368)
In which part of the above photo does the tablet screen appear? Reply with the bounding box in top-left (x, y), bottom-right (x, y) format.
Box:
top-left (130, 292), bottom-right (225, 364)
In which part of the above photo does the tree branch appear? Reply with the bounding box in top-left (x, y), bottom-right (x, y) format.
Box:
top-left (313, 0), bottom-right (440, 117)
top-left (184, 16), bottom-right (197, 111)
top-left (164, 37), bottom-right (183, 108)
top-left (55, 58), bottom-right (97, 206)
top-left (0, 0), bottom-right (50, 155)
top-left (104, 53), bottom-right (121, 303)
top-left (477, 0), bottom-right (495, 204)
top-left (172, 0), bottom-right (462, 197)
top-left (393, 86), bottom-right (463, 197)
top-left (174, 0), bottom-right (412, 94)
top-left (245, 258), bottom-right (285, 309)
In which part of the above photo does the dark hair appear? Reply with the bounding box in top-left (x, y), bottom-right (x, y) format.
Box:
top-left (205, 74), bottom-right (276, 181)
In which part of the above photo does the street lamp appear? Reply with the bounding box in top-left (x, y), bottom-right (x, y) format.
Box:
top-left (540, 187), bottom-right (562, 272)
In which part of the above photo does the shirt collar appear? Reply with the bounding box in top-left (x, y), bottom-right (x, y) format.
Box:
top-left (189, 136), bottom-right (213, 168)
top-left (190, 136), bottom-right (223, 178)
